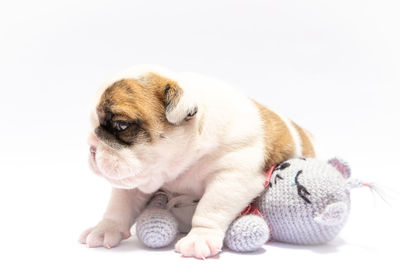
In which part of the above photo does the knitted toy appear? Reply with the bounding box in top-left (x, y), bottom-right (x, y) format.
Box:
top-left (135, 158), bottom-right (370, 252)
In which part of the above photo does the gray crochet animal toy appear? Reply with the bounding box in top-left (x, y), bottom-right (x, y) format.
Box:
top-left (136, 158), bottom-right (368, 252)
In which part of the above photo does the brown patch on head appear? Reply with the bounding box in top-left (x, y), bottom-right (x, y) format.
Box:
top-left (292, 123), bottom-right (315, 157)
top-left (139, 73), bottom-right (183, 111)
top-left (95, 73), bottom-right (183, 148)
top-left (253, 101), bottom-right (314, 171)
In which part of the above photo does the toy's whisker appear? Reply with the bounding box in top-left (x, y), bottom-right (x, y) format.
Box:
top-left (372, 183), bottom-right (400, 197)
top-left (369, 183), bottom-right (396, 206)
top-left (347, 179), bottom-right (397, 206)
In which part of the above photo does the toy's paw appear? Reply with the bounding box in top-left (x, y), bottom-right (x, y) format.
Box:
top-left (79, 219), bottom-right (131, 248)
top-left (136, 208), bottom-right (178, 248)
top-left (225, 215), bottom-right (270, 252)
top-left (175, 227), bottom-right (224, 259)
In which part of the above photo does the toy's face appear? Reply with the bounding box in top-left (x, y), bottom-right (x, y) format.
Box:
top-left (264, 158), bottom-right (349, 213)
top-left (269, 160), bottom-right (312, 204)
top-left (257, 157), bottom-right (352, 244)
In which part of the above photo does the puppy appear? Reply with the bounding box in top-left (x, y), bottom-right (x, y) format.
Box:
top-left (79, 65), bottom-right (315, 259)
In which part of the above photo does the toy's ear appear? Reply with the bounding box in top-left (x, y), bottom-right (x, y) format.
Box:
top-left (314, 202), bottom-right (348, 226)
top-left (163, 83), bottom-right (198, 125)
top-left (328, 158), bottom-right (351, 179)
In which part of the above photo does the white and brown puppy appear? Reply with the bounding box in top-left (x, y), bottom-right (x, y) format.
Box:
top-left (79, 65), bottom-right (315, 259)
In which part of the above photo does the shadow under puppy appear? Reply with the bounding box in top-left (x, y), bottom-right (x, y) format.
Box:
top-left (79, 65), bottom-right (315, 259)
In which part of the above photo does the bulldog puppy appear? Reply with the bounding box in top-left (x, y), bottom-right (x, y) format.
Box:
top-left (79, 65), bottom-right (315, 259)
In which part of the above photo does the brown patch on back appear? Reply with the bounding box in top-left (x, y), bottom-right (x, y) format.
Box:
top-left (292, 122), bottom-right (315, 157)
top-left (253, 101), bottom-right (297, 171)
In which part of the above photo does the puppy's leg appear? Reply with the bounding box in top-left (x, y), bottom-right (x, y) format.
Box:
top-left (175, 168), bottom-right (265, 259)
top-left (79, 188), bottom-right (151, 248)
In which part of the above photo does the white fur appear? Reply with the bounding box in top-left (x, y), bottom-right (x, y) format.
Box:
top-left (81, 66), bottom-right (277, 258)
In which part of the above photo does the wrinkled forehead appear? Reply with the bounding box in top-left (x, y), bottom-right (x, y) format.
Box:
top-left (93, 65), bottom-right (177, 107)
top-left (96, 79), bottom-right (142, 122)
top-left (92, 65), bottom-right (172, 107)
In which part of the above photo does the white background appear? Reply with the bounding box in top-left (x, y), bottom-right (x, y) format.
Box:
top-left (1, 0), bottom-right (399, 266)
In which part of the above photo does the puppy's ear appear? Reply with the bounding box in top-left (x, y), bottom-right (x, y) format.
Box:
top-left (163, 83), bottom-right (198, 125)
top-left (139, 72), bottom-right (198, 125)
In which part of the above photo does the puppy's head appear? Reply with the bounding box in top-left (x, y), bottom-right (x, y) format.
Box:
top-left (88, 71), bottom-right (198, 189)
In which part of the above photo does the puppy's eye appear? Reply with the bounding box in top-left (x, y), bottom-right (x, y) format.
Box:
top-left (112, 121), bottom-right (129, 131)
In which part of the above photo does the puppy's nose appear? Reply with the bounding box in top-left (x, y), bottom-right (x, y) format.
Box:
top-left (90, 145), bottom-right (97, 158)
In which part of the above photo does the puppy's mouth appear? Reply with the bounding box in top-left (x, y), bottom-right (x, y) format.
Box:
top-left (89, 145), bottom-right (143, 189)
top-left (89, 145), bottom-right (102, 176)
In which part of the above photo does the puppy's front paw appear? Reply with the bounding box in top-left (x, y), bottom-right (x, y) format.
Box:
top-left (79, 219), bottom-right (131, 248)
top-left (175, 227), bottom-right (224, 259)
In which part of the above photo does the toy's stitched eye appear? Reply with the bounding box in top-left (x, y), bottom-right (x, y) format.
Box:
top-left (292, 170), bottom-right (312, 204)
top-left (269, 173), bottom-right (284, 188)
top-left (275, 174), bottom-right (284, 184)
top-left (292, 170), bottom-right (303, 186)
top-left (276, 162), bottom-right (290, 171)
top-left (112, 121), bottom-right (129, 131)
